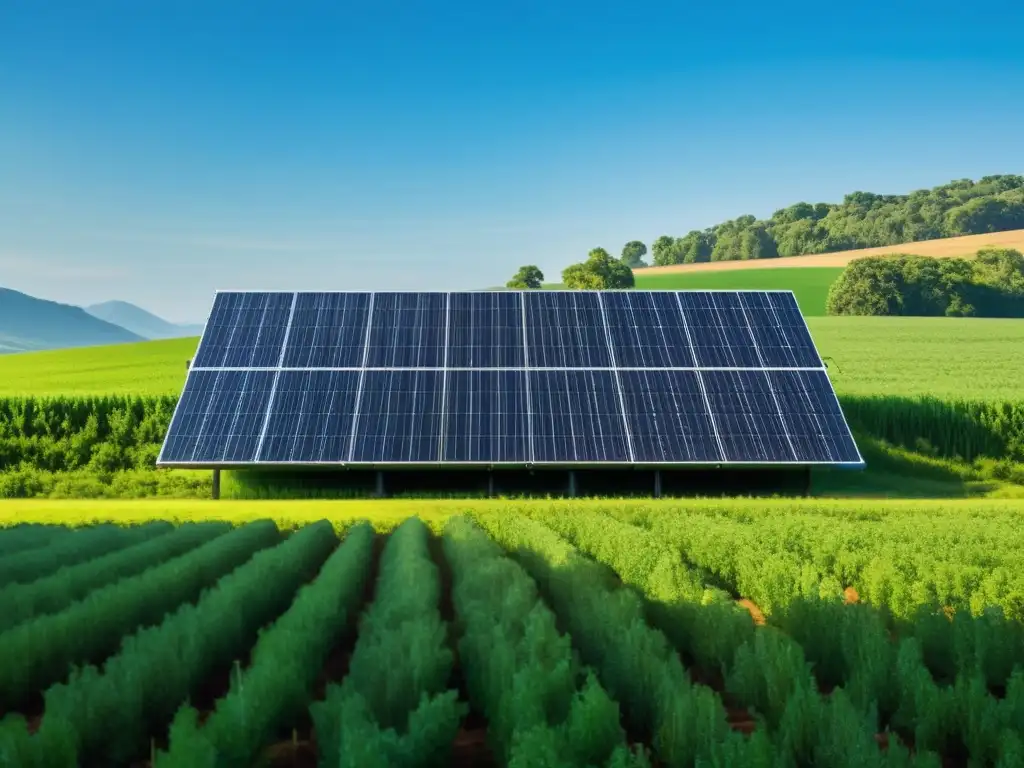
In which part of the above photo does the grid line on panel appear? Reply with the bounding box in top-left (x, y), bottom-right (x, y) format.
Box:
top-left (438, 292), bottom-right (451, 461)
top-left (790, 300), bottom-right (865, 465)
top-left (519, 292), bottom-right (535, 464)
top-left (347, 291), bottom-right (377, 463)
top-left (674, 292), bottom-right (727, 461)
top-left (186, 365), bottom-right (829, 373)
top-left (735, 295), bottom-right (797, 462)
top-left (254, 292), bottom-right (299, 462)
top-left (596, 293), bottom-right (635, 463)
top-left (186, 372), bottom-right (226, 462)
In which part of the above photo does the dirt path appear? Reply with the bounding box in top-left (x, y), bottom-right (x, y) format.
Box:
top-left (637, 229), bottom-right (1024, 275)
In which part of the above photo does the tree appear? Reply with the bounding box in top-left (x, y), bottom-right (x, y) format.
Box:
top-left (825, 250), bottom-right (1024, 318)
top-left (506, 265), bottom-right (544, 290)
top-left (620, 241), bottom-right (648, 268)
top-left (651, 235), bottom-right (680, 266)
top-left (562, 247), bottom-right (635, 289)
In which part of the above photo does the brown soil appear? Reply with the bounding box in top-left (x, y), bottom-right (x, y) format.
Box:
top-left (636, 229), bottom-right (1024, 275)
top-left (736, 598), bottom-right (766, 625)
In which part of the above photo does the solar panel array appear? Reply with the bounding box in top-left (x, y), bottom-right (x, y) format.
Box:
top-left (157, 290), bottom-right (863, 468)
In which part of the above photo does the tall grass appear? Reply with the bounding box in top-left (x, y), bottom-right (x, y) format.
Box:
top-left (840, 395), bottom-right (1024, 462)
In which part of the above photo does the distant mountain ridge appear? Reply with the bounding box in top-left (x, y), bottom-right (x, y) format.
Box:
top-left (84, 300), bottom-right (204, 341)
top-left (0, 288), bottom-right (144, 354)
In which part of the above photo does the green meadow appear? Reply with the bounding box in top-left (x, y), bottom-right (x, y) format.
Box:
top-left (632, 266), bottom-right (844, 316)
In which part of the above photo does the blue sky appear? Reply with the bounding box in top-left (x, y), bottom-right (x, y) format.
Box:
top-left (2, 1), bottom-right (1023, 323)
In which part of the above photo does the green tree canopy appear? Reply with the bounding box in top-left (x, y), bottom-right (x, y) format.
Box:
top-left (562, 247), bottom-right (635, 289)
top-left (644, 175), bottom-right (1024, 268)
top-left (620, 240), bottom-right (648, 268)
top-left (826, 249), bottom-right (1024, 318)
top-left (506, 265), bottom-right (545, 290)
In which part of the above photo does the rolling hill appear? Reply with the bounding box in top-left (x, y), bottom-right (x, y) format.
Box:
top-left (636, 228), bottom-right (1024, 276)
top-left (85, 300), bottom-right (204, 340)
top-left (0, 287), bottom-right (144, 353)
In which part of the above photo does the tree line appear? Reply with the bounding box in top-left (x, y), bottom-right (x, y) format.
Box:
top-left (506, 175), bottom-right (1024, 289)
top-left (827, 247), bottom-right (1024, 318)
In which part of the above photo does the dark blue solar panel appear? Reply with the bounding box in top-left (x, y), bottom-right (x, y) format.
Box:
top-left (257, 370), bottom-right (361, 462)
top-left (601, 291), bottom-right (696, 367)
top-left (617, 370), bottom-right (722, 462)
top-left (443, 370), bottom-right (530, 462)
top-left (769, 370), bottom-right (861, 463)
top-left (160, 370), bottom-right (275, 463)
top-left (739, 292), bottom-right (822, 368)
top-left (281, 293), bottom-right (370, 368)
top-left (364, 292), bottom-right (447, 368)
top-left (699, 370), bottom-right (795, 462)
top-left (350, 369), bottom-right (444, 462)
top-left (447, 292), bottom-right (525, 368)
top-left (193, 292), bottom-right (294, 368)
top-left (677, 292), bottom-right (761, 368)
top-left (524, 292), bottom-right (611, 368)
top-left (529, 370), bottom-right (629, 462)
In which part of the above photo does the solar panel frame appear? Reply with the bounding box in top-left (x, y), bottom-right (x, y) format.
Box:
top-left (157, 288), bottom-right (865, 470)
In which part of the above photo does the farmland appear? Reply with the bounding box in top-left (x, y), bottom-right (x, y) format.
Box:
top-left (1, 317), bottom-right (1022, 402)
top-left (1, 502), bottom-right (1024, 766)
top-left (633, 267), bottom-right (843, 316)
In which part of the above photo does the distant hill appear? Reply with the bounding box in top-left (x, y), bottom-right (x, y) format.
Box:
top-left (638, 229), bottom-right (1024, 275)
top-left (85, 300), bottom-right (204, 340)
top-left (643, 175), bottom-right (1024, 267)
top-left (0, 288), bottom-right (144, 353)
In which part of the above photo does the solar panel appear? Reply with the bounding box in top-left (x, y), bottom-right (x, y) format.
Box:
top-left (159, 290), bottom-right (863, 469)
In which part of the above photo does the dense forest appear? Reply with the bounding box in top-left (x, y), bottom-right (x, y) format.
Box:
top-left (647, 175), bottom-right (1024, 267)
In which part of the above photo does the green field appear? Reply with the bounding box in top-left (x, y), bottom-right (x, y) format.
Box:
top-left (2, 316), bottom-right (1022, 402)
top-left (633, 266), bottom-right (843, 316)
top-left (1, 503), bottom-right (1023, 765)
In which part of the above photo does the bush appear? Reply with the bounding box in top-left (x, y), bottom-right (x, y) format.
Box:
top-left (826, 250), bottom-right (1024, 318)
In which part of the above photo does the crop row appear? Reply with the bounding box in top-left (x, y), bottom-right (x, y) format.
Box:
top-left (3, 515), bottom-right (1024, 767)
top-left (518, 506), bottom-right (1024, 764)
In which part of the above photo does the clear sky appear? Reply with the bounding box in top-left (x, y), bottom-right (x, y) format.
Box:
top-left (2, 1), bottom-right (1023, 323)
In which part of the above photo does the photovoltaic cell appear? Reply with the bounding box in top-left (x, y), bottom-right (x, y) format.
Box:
top-left (769, 369), bottom-right (861, 463)
top-left (617, 369), bottom-right (722, 462)
top-left (739, 292), bottom-right (822, 368)
top-left (163, 289), bottom-right (861, 469)
top-left (193, 292), bottom-right (294, 368)
top-left (257, 370), bottom-right (361, 462)
top-left (529, 370), bottom-right (629, 462)
top-left (447, 292), bottom-right (525, 368)
top-left (700, 369), bottom-right (795, 462)
top-left (443, 370), bottom-right (530, 462)
top-left (678, 292), bottom-right (761, 368)
top-left (601, 291), bottom-right (696, 368)
top-left (160, 370), bottom-right (276, 463)
top-left (281, 293), bottom-right (370, 368)
top-left (365, 292), bottom-right (447, 368)
top-left (524, 292), bottom-right (612, 368)
top-left (350, 369), bottom-right (444, 462)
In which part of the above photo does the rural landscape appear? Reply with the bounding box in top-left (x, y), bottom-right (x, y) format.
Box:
top-left (5, 0), bottom-right (1024, 760)
top-left (1, 173), bottom-right (1023, 765)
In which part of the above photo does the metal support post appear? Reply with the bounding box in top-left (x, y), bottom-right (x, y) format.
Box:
top-left (487, 472), bottom-right (495, 498)
top-left (654, 470), bottom-right (662, 499)
top-left (211, 469), bottom-right (220, 500)
top-left (568, 470), bottom-right (577, 498)
top-left (375, 471), bottom-right (385, 498)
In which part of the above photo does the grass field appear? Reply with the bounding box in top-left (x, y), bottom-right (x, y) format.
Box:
top-left (633, 266), bottom-right (842, 315)
top-left (2, 316), bottom-right (1021, 402)
top-left (1, 504), bottom-right (1023, 765)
